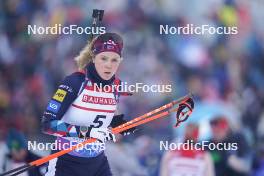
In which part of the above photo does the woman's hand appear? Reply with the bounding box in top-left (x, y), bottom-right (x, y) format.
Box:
top-left (89, 128), bottom-right (116, 143)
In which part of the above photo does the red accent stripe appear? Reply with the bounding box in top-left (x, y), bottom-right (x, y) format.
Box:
top-left (85, 85), bottom-right (114, 93)
top-left (85, 85), bottom-right (132, 95)
top-left (120, 92), bottom-right (133, 96)
top-left (76, 70), bottom-right (85, 74)
top-left (72, 104), bottom-right (115, 113)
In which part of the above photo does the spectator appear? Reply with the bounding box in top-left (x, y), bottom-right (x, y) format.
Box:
top-left (160, 123), bottom-right (215, 176)
top-left (208, 116), bottom-right (251, 176)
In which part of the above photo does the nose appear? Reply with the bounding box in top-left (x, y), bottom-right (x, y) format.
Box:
top-left (104, 60), bottom-right (112, 69)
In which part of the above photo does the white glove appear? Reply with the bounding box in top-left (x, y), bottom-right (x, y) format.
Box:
top-left (89, 128), bottom-right (116, 143)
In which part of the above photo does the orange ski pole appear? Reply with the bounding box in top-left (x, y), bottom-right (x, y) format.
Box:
top-left (0, 93), bottom-right (194, 176)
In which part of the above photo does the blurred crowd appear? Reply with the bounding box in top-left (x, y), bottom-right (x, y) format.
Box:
top-left (0, 0), bottom-right (264, 175)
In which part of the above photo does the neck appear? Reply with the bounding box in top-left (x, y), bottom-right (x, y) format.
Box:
top-left (86, 62), bottom-right (115, 86)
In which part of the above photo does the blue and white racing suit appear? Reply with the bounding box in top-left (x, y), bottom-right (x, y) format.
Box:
top-left (42, 63), bottom-right (131, 176)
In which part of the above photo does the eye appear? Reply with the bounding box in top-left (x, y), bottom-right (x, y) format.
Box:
top-left (112, 57), bottom-right (121, 63)
top-left (101, 57), bottom-right (107, 61)
top-left (112, 58), bottom-right (118, 63)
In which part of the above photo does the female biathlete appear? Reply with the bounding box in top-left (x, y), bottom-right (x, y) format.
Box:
top-left (41, 33), bottom-right (135, 176)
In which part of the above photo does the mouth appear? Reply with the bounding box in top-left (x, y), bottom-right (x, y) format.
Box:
top-left (104, 72), bottom-right (111, 75)
top-left (103, 72), bottom-right (112, 77)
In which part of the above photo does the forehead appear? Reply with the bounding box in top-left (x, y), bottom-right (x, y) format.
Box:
top-left (96, 51), bottom-right (120, 59)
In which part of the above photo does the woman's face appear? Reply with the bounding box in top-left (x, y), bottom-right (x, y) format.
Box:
top-left (93, 51), bottom-right (122, 80)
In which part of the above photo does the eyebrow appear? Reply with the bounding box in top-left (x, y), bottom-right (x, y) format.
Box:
top-left (101, 55), bottom-right (119, 60)
top-left (101, 55), bottom-right (108, 58)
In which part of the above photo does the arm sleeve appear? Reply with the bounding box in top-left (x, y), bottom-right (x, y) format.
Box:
top-left (41, 72), bottom-right (86, 138)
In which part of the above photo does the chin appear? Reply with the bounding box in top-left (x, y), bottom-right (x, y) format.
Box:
top-left (102, 76), bottom-right (112, 80)
top-left (100, 73), bottom-right (114, 80)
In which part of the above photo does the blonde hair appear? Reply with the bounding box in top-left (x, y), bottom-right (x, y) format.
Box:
top-left (74, 38), bottom-right (97, 70)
